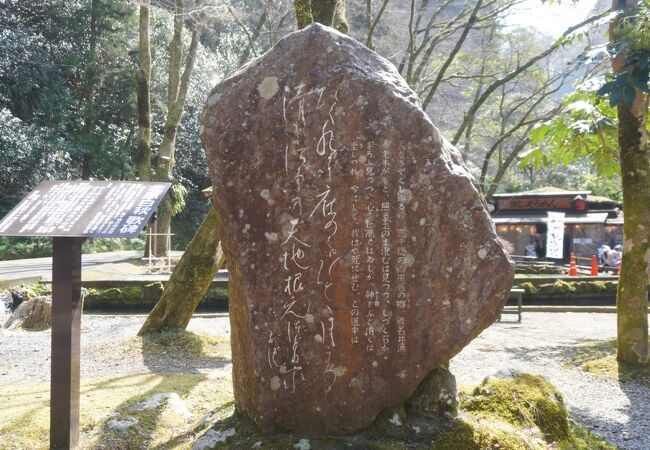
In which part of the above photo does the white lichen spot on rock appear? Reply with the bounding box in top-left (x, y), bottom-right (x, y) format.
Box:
top-left (242, 224), bottom-right (251, 233)
top-left (193, 428), bottom-right (236, 450)
top-left (257, 76), bottom-right (279, 99)
top-left (305, 313), bottom-right (314, 323)
top-left (264, 232), bottom-right (279, 242)
top-left (294, 439), bottom-right (311, 450)
top-left (372, 360), bottom-right (378, 368)
top-left (419, 218), bottom-right (426, 225)
top-left (260, 188), bottom-right (271, 200)
top-left (398, 369), bottom-right (407, 379)
top-left (412, 425), bottom-right (421, 433)
top-left (333, 366), bottom-right (347, 377)
top-left (389, 413), bottom-right (402, 426)
top-left (206, 92), bottom-right (222, 107)
top-left (279, 365), bottom-right (287, 374)
top-left (477, 248), bottom-right (488, 259)
top-left (314, 334), bottom-right (323, 343)
top-left (402, 253), bottom-right (415, 267)
top-left (397, 187), bottom-right (413, 204)
top-left (271, 375), bottom-right (281, 391)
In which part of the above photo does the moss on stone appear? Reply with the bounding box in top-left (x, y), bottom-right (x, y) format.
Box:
top-left (463, 373), bottom-right (570, 442)
top-left (121, 286), bottom-right (144, 304)
top-left (553, 280), bottom-right (576, 294)
top-left (191, 372), bottom-right (617, 450)
top-left (143, 282), bottom-right (164, 301)
top-left (518, 281), bottom-right (538, 295)
top-left (85, 287), bottom-right (125, 307)
top-left (430, 414), bottom-right (545, 450)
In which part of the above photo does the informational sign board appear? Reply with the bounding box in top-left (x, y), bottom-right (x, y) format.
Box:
top-left (0, 180), bottom-right (170, 238)
top-left (546, 211), bottom-right (565, 259)
top-left (0, 180), bottom-right (170, 450)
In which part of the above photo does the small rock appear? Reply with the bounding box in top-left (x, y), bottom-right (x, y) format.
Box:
top-left (107, 416), bottom-right (139, 432)
top-left (483, 368), bottom-right (515, 384)
top-left (192, 428), bottom-right (236, 450)
top-left (294, 439), bottom-right (311, 450)
top-left (133, 392), bottom-right (192, 421)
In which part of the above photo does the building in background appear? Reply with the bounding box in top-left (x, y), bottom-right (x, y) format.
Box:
top-left (490, 187), bottom-right (623, 261)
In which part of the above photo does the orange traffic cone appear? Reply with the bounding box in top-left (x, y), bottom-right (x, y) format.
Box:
top-left (591, 255), bottom-right (599, 276)
top-left (569, 253), bottom-right (578, 276)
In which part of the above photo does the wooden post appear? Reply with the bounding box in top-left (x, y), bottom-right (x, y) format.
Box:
top-left (50, 237), bottom-right (84, 450)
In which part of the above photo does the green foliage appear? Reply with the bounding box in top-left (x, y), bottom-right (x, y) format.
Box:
top-left (522, 89), bottom-right (620, 177)
top-left (169, 181), bottom-right (188, 217)
top-left (0, 236), bottom-right (144, 260)
top-left (597, 8), bottom-right (650, 107)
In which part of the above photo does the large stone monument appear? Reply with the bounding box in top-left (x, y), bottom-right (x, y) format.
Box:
top-left (200, 24), bottom-right (514, 435)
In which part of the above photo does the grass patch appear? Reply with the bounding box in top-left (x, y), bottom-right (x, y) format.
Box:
top-left (565, 339), bottom-right (650, 385)
top-left (139, 329), bottom-right (231, 359)
top-left (0, 372), bottom-right (234, 450)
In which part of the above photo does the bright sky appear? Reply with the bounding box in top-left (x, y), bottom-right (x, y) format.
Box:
top-left (503, 0), bottom-right (599, 38)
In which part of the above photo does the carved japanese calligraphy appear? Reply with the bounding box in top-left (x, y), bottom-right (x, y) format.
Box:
top-left (201, 24), bottom-right (513, 434)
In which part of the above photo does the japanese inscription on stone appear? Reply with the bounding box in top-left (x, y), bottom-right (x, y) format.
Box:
top-left (201, 24), bottom-right (514, 434)
top-left (0, 181), bottom-right (170, 237)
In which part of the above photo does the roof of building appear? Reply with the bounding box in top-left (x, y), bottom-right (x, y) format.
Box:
top-left (492, 187), bottom-right (591, 198)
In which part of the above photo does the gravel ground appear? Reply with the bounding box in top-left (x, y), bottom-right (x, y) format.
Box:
top-left (1, 311), bottom-right (648, 449)
top-left (451, 313), bottom-right (650, 450)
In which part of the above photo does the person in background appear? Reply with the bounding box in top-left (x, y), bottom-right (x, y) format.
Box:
top-left (611, 244), bottom-right (623, 269)
top-left (525, 241), bottom-right (537, 258)
top-left (599, 244), bottom-right (611, 267)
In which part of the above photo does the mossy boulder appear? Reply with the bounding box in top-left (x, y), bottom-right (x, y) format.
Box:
top-left (84, 286), bottom-right (146, 308)
top-left (463, 373), bottom-right (570, 442)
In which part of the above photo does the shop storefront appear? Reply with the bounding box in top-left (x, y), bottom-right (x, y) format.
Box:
top-left (490, 188), bottom-right (623, 261)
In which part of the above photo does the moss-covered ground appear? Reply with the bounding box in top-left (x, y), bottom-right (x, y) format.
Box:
top-left (1, 329), bottom-right (617, 450)
top-left (0, 330), bottom-right (235, 450)
top-left (193, 374), bottom-right (616, 450)
top-left (565, 338), bottom-right (650, 386)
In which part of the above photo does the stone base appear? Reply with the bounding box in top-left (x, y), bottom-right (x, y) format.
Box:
top-left (192, 366), bottom-right (457, 450)
top-left (192, 371), bottom-right (616, 450)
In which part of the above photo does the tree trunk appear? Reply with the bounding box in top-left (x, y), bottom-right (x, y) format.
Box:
top-left (154, 5), bottom-right (201, 257)
top-left (135, 1), bottom-right (152, 181)
top-left (294, 0), bottom-right (313, 28)
top-left (611, 0), bottom-right (650, 365)
top-left (294, 0), bottom-right (346, 31)
top-left (80, 0), bottom-right (100, 180)
top-left (138, 206), bottom-right (225, 335)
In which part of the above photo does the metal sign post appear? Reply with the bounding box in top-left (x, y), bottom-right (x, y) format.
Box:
top-left (50, 237), bottom-right (84, 449)
top-left (0, 180), bottom-right (171, 450)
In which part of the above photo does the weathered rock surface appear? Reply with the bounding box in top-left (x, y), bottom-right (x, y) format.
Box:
top-left (4, 296), bottom-right (51, 330)
top-left (200, 23), bottom-right (514, 434)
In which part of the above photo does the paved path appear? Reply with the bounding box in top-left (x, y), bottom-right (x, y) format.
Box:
top-left (0, 250), bottom-right (183, 282)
